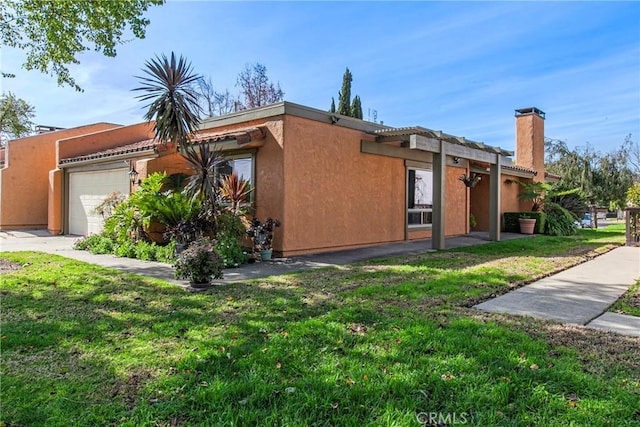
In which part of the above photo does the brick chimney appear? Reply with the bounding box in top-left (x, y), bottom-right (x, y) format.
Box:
top-left (515, 107), bottom-right (545, 182)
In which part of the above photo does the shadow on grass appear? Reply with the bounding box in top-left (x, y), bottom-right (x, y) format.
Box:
top-left (2, 246), bottom-right (638, 425)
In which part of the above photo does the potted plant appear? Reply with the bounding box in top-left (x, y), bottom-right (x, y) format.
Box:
top-left (459, 173), bottom-right (482, 188)
top-left (518, 213), bottom-right (537, 234)
top-left (469, 213), bottom-right (477, 233)
top-left (247, 217), bottom-right (281, 261)
top-left (174, 237), bottom-right (224, 285)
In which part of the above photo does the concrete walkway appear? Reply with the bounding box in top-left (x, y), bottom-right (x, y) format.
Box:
top-left (474, 246), bottom-right (640, 336)
top-left (0, 229), bottom-right (527, 286)
top-left (2, 229), bottom-right (639, 336)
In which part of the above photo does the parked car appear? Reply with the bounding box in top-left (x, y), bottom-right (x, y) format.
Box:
top-left (577, 213), bottom-right (592, 228)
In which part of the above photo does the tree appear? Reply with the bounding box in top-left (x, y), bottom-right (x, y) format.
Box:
top-left (545, 137), bottom-right (634, 208)
top-left (351, 95), bottom-right (363, 119)
top-left (336, 68), bottom-right (353, 116)
top-left (621, 134), bottom-right (640, 179)
top-left (235, 63), bottom-right (284, 109)
top-left (1, 0), bottom-right (164, 91)
top-left (197, 77), bottom-right (238, 118)
top-left (329, 97), bottom-right (336, 114)
top-left (134, 52), bottom-right (202, 150)
top-left (0, 92), bottom-right (35, 144)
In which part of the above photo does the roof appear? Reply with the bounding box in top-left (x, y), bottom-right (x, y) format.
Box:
top-left (59, 138), bottom-right (159, 165)
top-left (190, 127), bottom-right (266, 145)
top-left (58, 126), bottom-right (267, 166)
top-left (502, 163), bottom-right (538, 176)
top-left (372, 126), bottom-right (514, 157)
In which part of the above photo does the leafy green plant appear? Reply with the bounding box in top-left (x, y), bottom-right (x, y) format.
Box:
top-left (154, 241), bottom-right (177, 264)
top-left (134, 241), bottom-right (158, 261)
top-left (174, 237), bottom-right (223, 282)
top-left (114, 239), bottom-right (137, 258)
top-left (626, 182), bottom-right (640, 207)
top-left (518, 181), bottom-right (552, 211)
top-left (215, 234), bottom-right (248, 267)
top-left (543, 202), bottom-right (578, 236)
top-left (73, 234), bottom-right (112, 253)
top-left (130, 172), bottom-right (201, 229)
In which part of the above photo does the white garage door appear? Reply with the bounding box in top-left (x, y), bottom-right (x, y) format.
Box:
top-left (68, 169), bottom-right (130, 236)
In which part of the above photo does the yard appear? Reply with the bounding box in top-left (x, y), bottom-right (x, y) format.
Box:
top-left (1, 227), bottom-right (639, 426)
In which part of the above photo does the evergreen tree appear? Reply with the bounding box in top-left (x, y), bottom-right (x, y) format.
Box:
top-left (351, 95), bottom-right (363, 119)
top-left (329, 97), bottom-right (336, 113)
top-left (337, 68), bottom-right (352, 116)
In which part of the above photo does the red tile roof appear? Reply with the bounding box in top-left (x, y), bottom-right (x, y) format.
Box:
top-left (59, 138), bottom-right (160, 165)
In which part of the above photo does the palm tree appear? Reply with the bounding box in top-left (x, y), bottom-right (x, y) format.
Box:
top-left (134, 52), bottom-right (202, 149)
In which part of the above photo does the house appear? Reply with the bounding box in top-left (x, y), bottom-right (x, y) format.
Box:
top-left (1, 102), bottom-right (547, 256)
top-left (0, 123), bottom-right (122, 231)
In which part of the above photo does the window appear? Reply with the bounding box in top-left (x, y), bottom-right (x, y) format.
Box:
top-left (218, 154), bottom-right (254, 186)
top-left (217, 153), bottom-right (255, 205)
top-left (407, 168), bottom-right (433, 228)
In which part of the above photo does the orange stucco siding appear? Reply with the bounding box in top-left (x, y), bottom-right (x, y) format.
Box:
top-left (470, 173), bottom-right (529, 231)
top-left (445, 165), bottom-right (469, 236)
top-left (515, 113), bottom-right (545, 182)
top-left (0, 123), bottom-right (119, 230)
top-left (279, 116), bottom-right (405, 255)
top-left (57, 122), bottom-right (155, 160)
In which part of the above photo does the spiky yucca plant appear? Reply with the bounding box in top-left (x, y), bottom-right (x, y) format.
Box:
top-left (134, 52), bottom-right (202, 149)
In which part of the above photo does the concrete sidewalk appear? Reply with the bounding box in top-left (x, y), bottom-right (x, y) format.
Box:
top-left (0, 229), bottom-right (527, 286)
top-left (474, 246), bottom-right (640, 336)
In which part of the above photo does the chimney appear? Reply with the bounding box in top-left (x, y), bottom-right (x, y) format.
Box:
top-left (515, 107), bottom-right (545, 182)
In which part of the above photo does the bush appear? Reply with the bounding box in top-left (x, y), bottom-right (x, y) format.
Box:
top-left (503, 212), bottom-right (546, 234)
top-left (215, 235), bottom-right (248, 268)
top-left (174, 238), bottom-right (224, 283)
top-left (543, 202), bottom-right (578, 236)
top-left (73, 234), bottom-right (115, 254)
top-left (155, 241), bottom-right (177, 264)
top-left (115, 240), bottom-right (137, 258)
top-left (135, 241), bottom-right (158, 261)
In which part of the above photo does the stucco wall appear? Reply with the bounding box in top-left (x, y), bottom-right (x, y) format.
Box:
top-left (57, 122), bottom-right (155, 160)
top-left (515, 113), bottom-right (545, 182)
top-left (0, 123), bottom-right (119, 230)
top-left (279, 116), bottom-right (405, 255)
top-left (445, 165), bottom-right (469, 236)
top-left (470, 173), bottom-right (528, 231)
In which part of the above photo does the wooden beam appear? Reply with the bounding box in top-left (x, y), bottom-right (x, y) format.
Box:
top-left (489, 155), bottom-right (502, 242)
top-left (361, 141), bottom-right (433, 163)
top-left (409, 134), bottom-right (440, 152)
top-left (432, 141), bottom-right (447, 250)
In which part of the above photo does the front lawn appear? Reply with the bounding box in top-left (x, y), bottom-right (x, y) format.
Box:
top-left (2, 229), bottom-right (638, 426)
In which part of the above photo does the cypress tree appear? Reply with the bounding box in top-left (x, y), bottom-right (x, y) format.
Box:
top-left (351, 95), bottom-right (363, 119)
top-left (337, 68), bottom-right (352, 116)
top-left (329, 97), bottom-right (336, 113)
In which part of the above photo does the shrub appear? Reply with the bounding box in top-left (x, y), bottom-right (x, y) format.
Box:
top-left (174, 238), bottom-right (224, 283)
top-left (215, 234), bottom-right (248, 268)
top-left (155, 241), bottom-right (177, 264)
top-left (543, 202), bottom-right (578, 236)
top-left (135, 241), bottom-right (158, 261)
top-left (114, 240), bottom-right (137, 258)
top-left (73, 234), bottom-right (115, 254)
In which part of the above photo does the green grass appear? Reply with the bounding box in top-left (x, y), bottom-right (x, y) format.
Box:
top-left (2, 229), bottom-right (639, 426)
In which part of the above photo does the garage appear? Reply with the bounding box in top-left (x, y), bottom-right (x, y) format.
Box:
top-left (68, 169), bottom-right (130, 235)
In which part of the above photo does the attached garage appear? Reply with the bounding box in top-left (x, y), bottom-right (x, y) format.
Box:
top-left (67, 168), bottom-right (130, 235)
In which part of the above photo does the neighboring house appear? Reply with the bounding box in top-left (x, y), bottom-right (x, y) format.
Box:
top-left (1, 102), bottom-right (547, 256)
top-left (0, 123), bottom-right (122, 231)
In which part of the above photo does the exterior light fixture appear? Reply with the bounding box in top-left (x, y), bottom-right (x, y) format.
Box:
top-left (452, 157), bottom-right (460, 164)
top-left (129, 166), bottom-right (140, 185)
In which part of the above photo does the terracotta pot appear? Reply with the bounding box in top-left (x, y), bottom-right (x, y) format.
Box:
top-left (519, 218), bottom-right (537, 234)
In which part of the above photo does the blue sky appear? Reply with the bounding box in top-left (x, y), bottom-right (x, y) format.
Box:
top-left (2, 1), bottom-right (639, 154)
